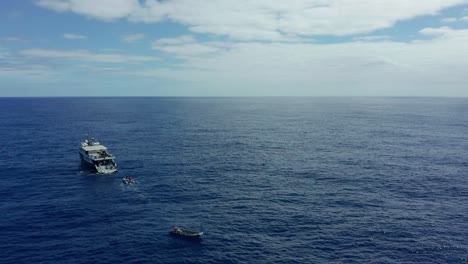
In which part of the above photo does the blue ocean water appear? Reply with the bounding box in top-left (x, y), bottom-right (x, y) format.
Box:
top-left (0, 97), bottom-right (467, 263)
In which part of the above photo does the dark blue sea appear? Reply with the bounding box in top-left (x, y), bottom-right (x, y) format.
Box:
top-left (0, 97), bottom-right (467, 263)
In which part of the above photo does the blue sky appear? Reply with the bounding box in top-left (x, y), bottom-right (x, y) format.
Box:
top-left (1, 0), bottom-right (468, 96)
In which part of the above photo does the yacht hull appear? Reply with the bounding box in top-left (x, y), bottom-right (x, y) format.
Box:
top-left (79, 151), bottom-right (117, 174)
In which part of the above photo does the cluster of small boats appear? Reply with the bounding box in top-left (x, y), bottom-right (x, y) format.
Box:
top-left (122, 176), bottom-right (135, 184)
top-left (79, 135), bottom-right (204, 239)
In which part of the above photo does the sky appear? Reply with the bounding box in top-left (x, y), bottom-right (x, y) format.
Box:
top-left (1, 0), bottom-right (468, 97)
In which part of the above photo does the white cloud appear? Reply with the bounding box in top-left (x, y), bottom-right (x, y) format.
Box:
top-left (0, 48), bottom-right (8, 59)
top-left (0, 37), bottom-right (29, 42)
top-left (79, 65), bottom-right (124, 72)
top-left (440, 17), bottom-right (457, 23)
top-left (154, 43), bottom-right (221, 56)
top-left (131, 0), bottom-right (468, 39)
top-left (36, 0), bottom-right (140, 21)
top-left (154, 35), bottom-right (195, 45)
top-left (5, 26), bottom-right (468, 95)
top-left (37, 0), bottom-right (468, 40)
top-left (63, 33), bottom-right (87, 40)
top-left (440, 16), bottom-right (468, 22)
top-left (121, 33), bottom-right (145, 43)
top-left (419, 26), bottom-right (457, 37)
top-left (0, 64), bottom-right (59, 81)
top-left (152, 35), bottom-right (225, 56)
top-left (353, 35), bottom-right (391, 42)
top-left (129, 27), bottom-right (468, 96)
top-left (19, 49), bottom-right (159, 63)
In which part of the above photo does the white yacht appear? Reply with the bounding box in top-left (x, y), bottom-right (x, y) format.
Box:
top-left (79, 136), bottom-right (117, 174)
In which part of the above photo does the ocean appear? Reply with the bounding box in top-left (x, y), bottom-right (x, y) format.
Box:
top-left (0, 97), bottom-right (467, 263)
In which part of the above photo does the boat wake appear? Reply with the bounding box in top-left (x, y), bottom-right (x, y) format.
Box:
top-left (120, 180), bottom-right (152, 202)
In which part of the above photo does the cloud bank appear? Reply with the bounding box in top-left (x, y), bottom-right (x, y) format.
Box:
top-left (3, 1), bottom-right (463, 96)
top-left (37, 0), bottom-right (468, 40)
top-left (135, 27), bottom-right (468, 95)
top-left (122, 33), bottom-right (146, 43)
top-left (19, 49), bottom-right (159, 64)
top-left (63, 33), bottom-right (87, 40)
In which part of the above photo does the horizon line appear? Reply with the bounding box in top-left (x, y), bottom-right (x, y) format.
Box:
top-left (1, 95), bottom-right (468, 99)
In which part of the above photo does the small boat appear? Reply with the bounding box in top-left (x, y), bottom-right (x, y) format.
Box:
top-left (122, 176), bottom-right (135, 184)
top-left (170, 226), bottom-right (203, 239)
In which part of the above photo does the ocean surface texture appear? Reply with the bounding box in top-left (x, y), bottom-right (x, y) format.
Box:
top-left (0, 97), bottom-right (467, 263)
